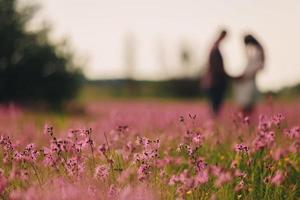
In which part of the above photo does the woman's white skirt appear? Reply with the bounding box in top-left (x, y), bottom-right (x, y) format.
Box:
top-left (234, 79), bottom-right (258, 109)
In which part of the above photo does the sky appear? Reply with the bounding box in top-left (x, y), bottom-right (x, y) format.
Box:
top-left (27, 0), bottom-right (300, 91)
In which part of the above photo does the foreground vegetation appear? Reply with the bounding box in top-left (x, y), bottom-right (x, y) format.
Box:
top-left (0, 100), bottom-right (299, 199)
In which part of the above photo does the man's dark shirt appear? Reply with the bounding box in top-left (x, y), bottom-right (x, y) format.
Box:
top-left (208, 45), bottom-right (228, 88)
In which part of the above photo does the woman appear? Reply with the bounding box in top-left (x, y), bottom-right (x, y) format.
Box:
top-left (234, 34), bottom-right (265, 115)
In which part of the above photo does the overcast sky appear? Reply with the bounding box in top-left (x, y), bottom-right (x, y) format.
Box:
top-left (30, 0), bottom-right (300, 91)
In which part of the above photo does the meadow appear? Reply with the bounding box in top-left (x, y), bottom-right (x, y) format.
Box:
top-left (0, 99), bottom-right (300, 200)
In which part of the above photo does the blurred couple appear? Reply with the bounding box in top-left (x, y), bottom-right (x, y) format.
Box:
top-left (202, 29), bottom-right (265, 117)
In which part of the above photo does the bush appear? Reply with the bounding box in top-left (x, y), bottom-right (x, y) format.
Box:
top-left (0, 0), bottom-right (83, 107)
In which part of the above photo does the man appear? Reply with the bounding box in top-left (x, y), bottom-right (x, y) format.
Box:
top-left (202, 30), bottom-right (229, 116)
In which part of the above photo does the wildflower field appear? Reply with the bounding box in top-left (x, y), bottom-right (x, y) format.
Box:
top-left (0, 99), bottom-right (300, 200)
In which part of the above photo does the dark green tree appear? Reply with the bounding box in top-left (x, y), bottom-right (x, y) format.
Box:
top-left (0, 0), bottom-right (83, 107)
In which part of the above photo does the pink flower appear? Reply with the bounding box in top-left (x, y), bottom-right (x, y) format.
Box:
top-left (195, 158), bottom-right (207, 172)
top-left (210, 165), bottom-right (222, 177)
top-left (234, 170), bottom-right (247, 178)
top-left (0, 135), bottom-right (14, 152)
top-left (122, 141), bottom-right (136, 161)
top-left (9, 189), bottom-right (23, 200)
top-left (9, 167), bottom-right (29, 181)
top-left (169, 169), bottom-right (195, 189)
top-left (284, 126), bottom-right (300, 138)
top-left (258, 114), bottom-right (272, 132)
top-left (65, 156), bottom-right (85, 177)
top-left (184, 130), bottom-right (204, 147)
top-left (195, 170), bottom-right (209, 185)
top-left (272, 114), bottom-right (285, 126)
top-left (234, 143), bottom-right (249, 153)
top-left (289, 141), bottom-right (300, 153)
top-left (192, 133), bottom-right (204, 145)
top-left (137, 164), bottom-right (151, 181)
top-left (234, 180), bottom-right (245, 192)
top-left (271, 170), bottom-right (285, 186)
top-left (119, 184), bottom-right (157, 200)
top-left (252, 131), bottom-right (275, 151)
top-left (117, 168), bottom-right (133, 184)
top-left (108, 184), bottom-right (119, 199)
top-left (214, 171), bottom-right (232, 187)
top-left (44, 124), bottom-right (53, 136)
top-left (169, 175), bottom-right (179, 185)
top-left (94, 164), bottom-right (109, 181)
top-left (98, 144), bottom-right (108, 154)
top-left (0, 169), bottom-right (7, 194)
top-left (272, 148), bottom-right (289, 161)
